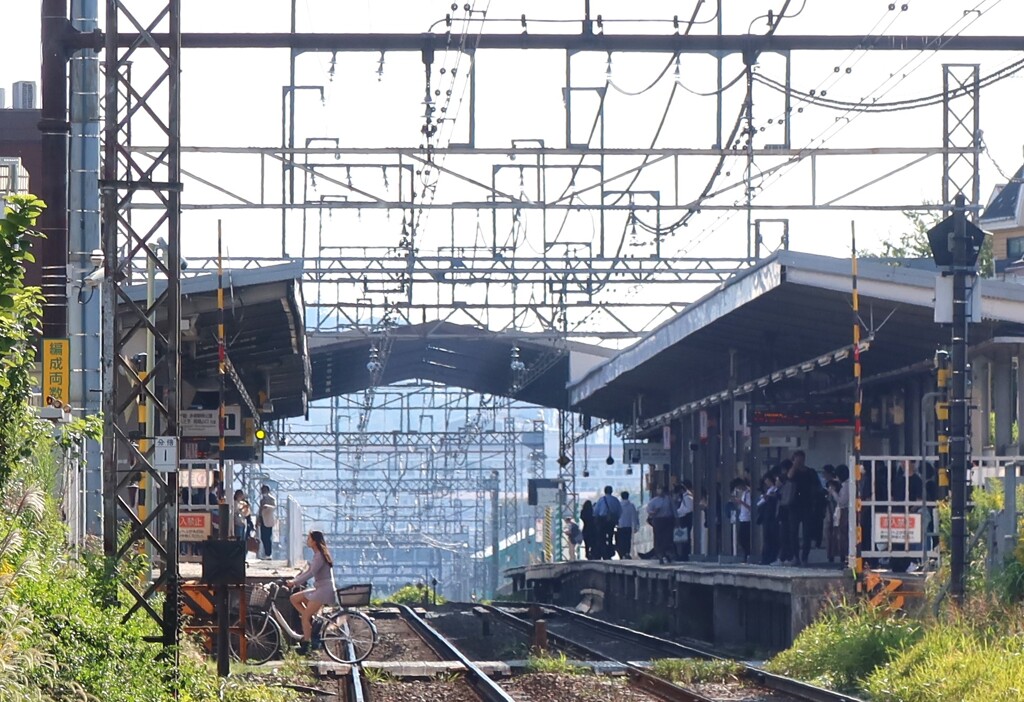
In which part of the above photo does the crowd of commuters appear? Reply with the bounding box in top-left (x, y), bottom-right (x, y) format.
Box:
top-left (565, 486), bottom-right (641, 560)
top-left (563, 450), bottom-right (871, 568)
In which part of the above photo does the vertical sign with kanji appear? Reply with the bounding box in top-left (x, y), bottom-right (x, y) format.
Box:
top-left (43, 338), bottom-right (70, 404)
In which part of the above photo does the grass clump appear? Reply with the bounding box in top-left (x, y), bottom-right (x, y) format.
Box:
top-left (861, 597), bottom-right (1024, 702)
top-left (525, 651), bottom-right (588, 676)
top-left (650, 658), bottom-right (743, 685)
top-left (764, 599), bottom-right (922, 693)
top-left (361, 667), bottom-right (397, 684)
top-left (861, 626), bottom-right (1024, 702)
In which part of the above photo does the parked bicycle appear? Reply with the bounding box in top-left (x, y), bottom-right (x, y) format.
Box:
top-left (229, 581), bottom-right (378, 664)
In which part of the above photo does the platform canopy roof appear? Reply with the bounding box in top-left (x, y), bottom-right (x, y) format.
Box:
top-left (569, 251), bottom-right (1024, 424)
top-left (309, 321), bottom-right (615, 410)
top-left (123, 262), bottom-right (310, 421)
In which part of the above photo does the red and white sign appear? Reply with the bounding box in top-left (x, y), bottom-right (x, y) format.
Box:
top-left (873, 513), bottom-right (922, 543)
top-left (179, 511), bottom-right (212, 541)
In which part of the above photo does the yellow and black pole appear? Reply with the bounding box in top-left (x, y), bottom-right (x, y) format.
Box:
top-left (216, 221), bottom-right (230, 676)
top-left (851, 223), bottom-right (864, 581)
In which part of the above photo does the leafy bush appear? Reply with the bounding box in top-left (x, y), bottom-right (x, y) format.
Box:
top-left (764, 600), bottom-right (922, 692)
top-left (377, 584), bottom-right (446, 606)
top-left (650, 658), bottom-right (743, 685)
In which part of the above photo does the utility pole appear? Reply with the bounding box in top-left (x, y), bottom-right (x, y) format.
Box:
top-left (948, 194), bottom-right (970, 605)
top-left (928, 193), bottom-right (983, 605)
top-left (490, 471), bottom-right (500, 599)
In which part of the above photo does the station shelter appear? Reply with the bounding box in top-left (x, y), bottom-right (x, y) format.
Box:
top-left (569, 250), bottom-right (1024, 566)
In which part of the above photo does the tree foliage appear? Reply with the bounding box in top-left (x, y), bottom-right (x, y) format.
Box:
top-left (0, 195), bottom-right (47, 488)
top-left (867, 208), bottom-right (994, 276)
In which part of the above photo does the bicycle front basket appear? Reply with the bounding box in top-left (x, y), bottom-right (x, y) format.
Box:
top-left (248, 584), bottom-right (271, 611)
top-left (336, 583), bottom-right (372, 607)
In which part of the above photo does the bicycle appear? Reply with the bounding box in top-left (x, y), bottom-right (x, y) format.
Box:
top-left (229, 581), bottom-right (378, 664)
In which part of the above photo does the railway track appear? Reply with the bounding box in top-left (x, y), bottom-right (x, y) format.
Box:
top-left (487, 603), bottom-right (863, 702)
top-left (336, 604), bottom-right (668, 702)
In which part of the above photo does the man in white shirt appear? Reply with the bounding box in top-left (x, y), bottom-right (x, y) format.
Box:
top-left (256, 484), bottom-right (277, 560)
top-left (675, 481), bottom-right (695, 561)
top-left (646, 486), bottom-right (675, 564)
top-left (615, 491), bottom-right (640, 559)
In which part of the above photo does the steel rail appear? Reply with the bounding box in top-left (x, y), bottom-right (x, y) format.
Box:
top-left (344, 661), bottom-right (367, 702)
top-left (479, 604), bottom-right (716, 702)
top-left (503, 603), bottom-right (864, 702)
top-left (394, 604), bottom-right (516, 702)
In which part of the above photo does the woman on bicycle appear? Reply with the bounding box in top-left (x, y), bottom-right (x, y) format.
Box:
top-left (286, 531), bottom-right (336, 654)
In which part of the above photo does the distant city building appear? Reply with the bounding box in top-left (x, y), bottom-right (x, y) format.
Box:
top-left (0, 88), bottom-right (5, 109)
top-left (12, 81), bottom-right (37, 110)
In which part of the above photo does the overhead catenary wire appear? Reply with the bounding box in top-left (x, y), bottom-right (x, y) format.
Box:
top-left (663, 0), bottom-right (1008, 262)
top-left (753, 54), bottom-right (1024, 113)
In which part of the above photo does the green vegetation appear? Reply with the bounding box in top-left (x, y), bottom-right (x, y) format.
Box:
top-left (649, 658), bottom-right (744, 685)
top-left (861, 601), bottom-right (1024, 702)
top-left (360, 667), bottom-right (397, 684)
top-left (765, 600), bottom-right (923, 693)
top-left (866, 207), bottom-right (994, 276)
top-left (769, 474), bottom-right (1024, 700)
top-left (524, 651), bottom-right (588, 676)
top-left (0, 195), bottom-right (297, 701)
top-left (374, 583), bottom-right (446, 606)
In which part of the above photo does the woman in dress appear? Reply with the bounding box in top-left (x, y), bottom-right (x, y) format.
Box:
top-left (286, 530), bottom-right (337, 654)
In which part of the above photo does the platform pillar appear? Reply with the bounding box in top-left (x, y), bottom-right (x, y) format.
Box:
top-left (991, 350), bottom-right (1014, 454)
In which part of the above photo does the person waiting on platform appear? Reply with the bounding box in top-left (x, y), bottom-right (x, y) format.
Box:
top-left (646, 486), bottom-right (675, 564)
top-left (730, 478), bottom-right (752, 562)
top-left (756, 471), bottom-right (781, 565)
top-left (788, 450), bottom-right (824, 566)
top-left (564, 517), bottom-right (583, 560)
top-left (256, 484), bottom-right (277, 560)
top-left (833, 464), bottom-right (851, 565)
top-left (232, 489), bottom-right (253, 543)
top-left (593, 485), bottom-right (622, 560)
top-left (674, 481), bottom-right (695, 562)
top-left (775, 460), bottom-right (795, 565)
top-left (580, 500), bottom-right (599, 560)
top-left (615, 491), bottom-right (639, 559)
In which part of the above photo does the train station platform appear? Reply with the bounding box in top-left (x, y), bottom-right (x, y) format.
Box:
top-left (505, 559), bottom-right (852, 653)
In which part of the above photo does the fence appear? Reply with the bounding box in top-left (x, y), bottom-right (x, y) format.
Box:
top-left (853, 455), bottom-right (1020, 566)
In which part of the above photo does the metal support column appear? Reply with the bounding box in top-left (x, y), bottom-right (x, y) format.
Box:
top-left (948, 194), bottom-right (974, 605)
top-left (101, 0), bottom-right (183, 651)
top-left (942, 65), bottom-right (981, 220)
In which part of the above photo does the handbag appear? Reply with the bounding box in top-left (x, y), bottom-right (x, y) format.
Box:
top-left (672, 526), bottom-right (690, 544)
top-left (246, 536), bottom-right (260, 554)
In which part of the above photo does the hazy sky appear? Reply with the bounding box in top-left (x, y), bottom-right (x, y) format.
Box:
top-left (4, 1), bottom-right (1024, 337)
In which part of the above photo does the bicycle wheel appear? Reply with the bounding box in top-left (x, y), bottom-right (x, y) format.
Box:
top-left (229, 611), bottom-right (281, 664)
top-left (321, 610), bottom-right (376, 663)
